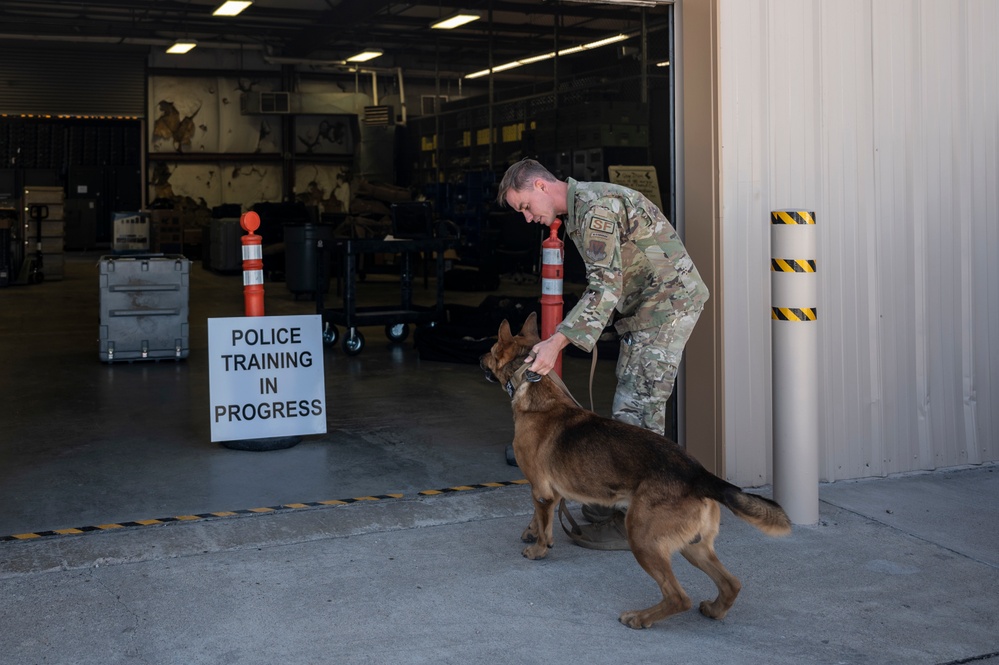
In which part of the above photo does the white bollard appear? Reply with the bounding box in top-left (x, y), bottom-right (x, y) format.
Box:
top-left (770, 210), bottom-right (819, 525)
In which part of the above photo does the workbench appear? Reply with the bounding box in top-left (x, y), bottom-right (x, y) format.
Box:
top-left (314, 236), bottom-right (455, 355)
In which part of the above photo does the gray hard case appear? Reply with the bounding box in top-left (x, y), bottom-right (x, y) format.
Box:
top-left (99, 254), bottom-right (190, 363)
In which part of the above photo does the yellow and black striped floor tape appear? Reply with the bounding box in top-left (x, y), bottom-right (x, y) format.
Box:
top-left (1, 479), bottom-right (530, 543)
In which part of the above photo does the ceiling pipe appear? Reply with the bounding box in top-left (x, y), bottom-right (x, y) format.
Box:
top-left (0, 33), bottom-right (581, 95)
top-left (263, 52), bottom-right (409, 124)
top-left (396, 67), bottom-right (407, 126)
top-left (261, 49), bottom-right (473, 80)
top-left (271, 64), bottom-right (411, 125)
top-left (0, 34), bottom-right (541, 82)
top-left (0, 32), bottom-right (263, 50)
top-left (262, 53), bottom-right (348, 68)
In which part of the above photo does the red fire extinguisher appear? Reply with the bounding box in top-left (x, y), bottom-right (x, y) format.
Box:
top-left (540, 219), bottom-right (564, 377)
top-left (240, 211), bottom-right (265, 317)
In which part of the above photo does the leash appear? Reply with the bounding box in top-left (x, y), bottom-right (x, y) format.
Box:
top-left (511, 342), bottom-right (601, 412)
top-left (510, 352), bottom-right (600, 538)
top-left (549, 369), bottom-right (585, 410)
top-left (507, 361), bottom-right (586, 409)
top-left (587, 345), bottom-right (598, 413)
top-left (558, 497), bottom-right (586, 543)
top-left (507, 343), bottom-right (617, 543)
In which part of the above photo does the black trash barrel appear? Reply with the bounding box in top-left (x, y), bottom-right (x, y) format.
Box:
top-left (284, 223), bottom-right (334, 297)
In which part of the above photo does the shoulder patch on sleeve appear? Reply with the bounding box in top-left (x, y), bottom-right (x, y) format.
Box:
top-left (581, 203), bottom-right (619, 267)
top-left (589, 214), bottom-right (616, 235)
top-left (585, 237), bottom-right (610, 265)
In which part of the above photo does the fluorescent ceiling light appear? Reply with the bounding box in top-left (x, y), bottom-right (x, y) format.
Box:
top-left (466, 34), bottom-right (629, 79)
top-left (656, 60), bottom-right (670, 67)
top-left (166, 39), bottom-right (197, 54)
top-left (573, 34), bottom-right (629, 50)
top-left (431, 12), bottom-right (481, 30)
top-left (346, 49), bottom-right (383, 63)
top-left (213, 1), bottom-right (252, 17)
top-left (488, 61), bottom-right (523, 74)
top-left (518, 53), bottom-right (555, 65)
top-left (565, 0), bottom-right (663, 6)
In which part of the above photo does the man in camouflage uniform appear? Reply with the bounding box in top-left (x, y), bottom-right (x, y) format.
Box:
top-left (497, 158), bottom-right (709, 549)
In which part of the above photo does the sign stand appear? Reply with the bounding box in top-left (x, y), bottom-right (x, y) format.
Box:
top-left (208, 211), bottom-right (326, 451)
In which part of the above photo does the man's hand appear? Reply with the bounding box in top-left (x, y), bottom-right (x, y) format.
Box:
top-left (525, 332), bottom-right (570, 375)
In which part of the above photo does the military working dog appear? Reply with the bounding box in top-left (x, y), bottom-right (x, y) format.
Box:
top-left (480, 313), bottom-right (791, 629)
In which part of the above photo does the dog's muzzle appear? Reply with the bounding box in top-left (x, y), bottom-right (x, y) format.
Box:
top-left (480, 357), bottom-right (499, 384)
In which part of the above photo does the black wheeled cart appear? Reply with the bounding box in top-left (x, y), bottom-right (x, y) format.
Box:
top-left (315, 237), bottom-right (454, 355)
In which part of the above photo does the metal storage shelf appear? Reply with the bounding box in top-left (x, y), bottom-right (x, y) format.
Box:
top-left (315, 236), bottom-right (456, 355)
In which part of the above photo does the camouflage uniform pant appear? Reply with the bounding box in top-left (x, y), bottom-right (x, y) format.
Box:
top-left (612, 308), bottom-right (703, 435)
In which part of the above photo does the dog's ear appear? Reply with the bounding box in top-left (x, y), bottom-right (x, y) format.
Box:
top-left (498, 319), bottom-right (513, 343)
top-left (521, 311), bottom-right (539, 338)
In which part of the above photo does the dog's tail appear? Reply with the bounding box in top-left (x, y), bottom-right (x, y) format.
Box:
top-left (710, 477), bottom-right (792, 537)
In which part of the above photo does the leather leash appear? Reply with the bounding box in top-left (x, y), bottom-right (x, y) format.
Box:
top-left (508, 350), bottom-right (600, 540)
top-left (587, 344), bottom-right (598, 413)
top-left (509, 345), bottom-right (599, 413)
top-left (507, 361), bottom-right (586, 410)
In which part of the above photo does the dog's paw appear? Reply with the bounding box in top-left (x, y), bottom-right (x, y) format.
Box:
top-left (698, 600), bottom-right (730, 620)
top-left (618, 610), bottom-right (652, 630)
top-left (520, 526), bottom-right (538, 543)
top-left (522, 543), bottom-right (550, 560)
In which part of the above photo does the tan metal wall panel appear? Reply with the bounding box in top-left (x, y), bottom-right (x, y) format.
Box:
top-left (816, 0), bottom-right (882, 481)
top-left (716, 0), bottom-right (999, 485)
top-left (965, 1), bottom-right (999, 467)
top-left (717, 0), bottom-right (772, 486)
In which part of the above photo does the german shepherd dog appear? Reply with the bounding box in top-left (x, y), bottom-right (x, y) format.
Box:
top-left (480, 313), bottom-right (791, 629)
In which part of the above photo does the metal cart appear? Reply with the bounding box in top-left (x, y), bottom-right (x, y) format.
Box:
top-left (314, 236), bottom-right (455, 355)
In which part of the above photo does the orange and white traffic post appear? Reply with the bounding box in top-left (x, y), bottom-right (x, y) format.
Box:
top-left (240, 211), bottom-right (265, 317)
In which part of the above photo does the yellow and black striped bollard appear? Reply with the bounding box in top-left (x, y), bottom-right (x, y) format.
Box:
top-left (770, 209), bottom-right (819, 525)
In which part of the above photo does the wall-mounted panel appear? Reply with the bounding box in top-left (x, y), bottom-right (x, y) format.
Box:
top-left (148, 161), bottom-right (283, 210)
top-left (149, 76), bottom-right (282, 154)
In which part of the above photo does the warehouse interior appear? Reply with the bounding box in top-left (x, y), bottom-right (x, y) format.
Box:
top-left (0, 0), bottom-right (672, 539)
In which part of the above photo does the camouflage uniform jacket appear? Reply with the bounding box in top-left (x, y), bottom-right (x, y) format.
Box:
top-left (556, 178), bottom-right (709, 352)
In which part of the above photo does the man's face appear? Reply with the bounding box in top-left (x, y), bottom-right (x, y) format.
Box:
top-left (505, 179), bottom-right (558, 226)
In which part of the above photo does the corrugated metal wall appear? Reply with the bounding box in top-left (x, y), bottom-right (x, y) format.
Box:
top-left (717, 0), bottom-right (999, 484)
top-left (0, 45), bottom-right (147, 116)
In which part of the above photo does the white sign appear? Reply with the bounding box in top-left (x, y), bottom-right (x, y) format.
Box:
top-left (208, 314), bottom-right (327, 443)
top-left (608, 165), bottom-right (664, 211)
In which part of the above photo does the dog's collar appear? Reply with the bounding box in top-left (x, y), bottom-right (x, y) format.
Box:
top-left (505, 363), bottom-right (542, 397)
top-left (504, 363), bottom-right (585, 409)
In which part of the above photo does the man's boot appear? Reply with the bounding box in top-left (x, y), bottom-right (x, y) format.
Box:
top-left (581, 503), bottom-right (617, 523)
top-left (567, 506), bottom-right (630, 551)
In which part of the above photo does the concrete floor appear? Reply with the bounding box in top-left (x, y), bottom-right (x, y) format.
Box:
top-left (0, 250), bottom-right (612, 538)
top-left (2, 252), bottom-right (997, 665)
